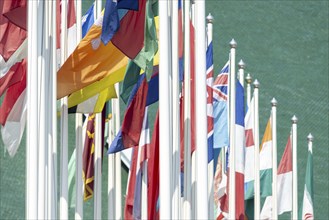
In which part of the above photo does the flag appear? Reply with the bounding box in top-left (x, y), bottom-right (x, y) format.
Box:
top-left (108, 73), bottom-right (148, 154)
top-left (216, 81), bottom-right (245, 220)
top-left (206, 41), bottom-right (214, 162)
top-left (260, 134), bottom-right (293, 218)
top-left (124, 107), bottom-right (150, 220)
top-left (147, 110), bottom-right (159, 219)
top-left (0, 58), bottom-right (26, 96)
top-left (120, 60), bottom-right (142, 104)
top-left (213, 61), bottom-right (229, 167)
top-left (300, 138), bottom-right (314, 220)
top-left (82, 3), bottom-right (95, 38)
top-left (101, 0), bottom-right (139, 45)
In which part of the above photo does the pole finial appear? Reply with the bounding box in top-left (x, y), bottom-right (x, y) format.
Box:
top-left (229, 39), bottom-right (237, 48)
top-left (253, 79), bottom-right (260, 88)
top-left (307, 133), bottom-right (314, 141)
top-left (271, 97), bottom-right (277, 106)
top-left (245, 73), bottom-right (252, 84)
top-left (238, 59), bottom-right (245, 69)
top-left (291, 115), bottom-right (298, 124)
top-left (206, 13), bottom-right (214, 24)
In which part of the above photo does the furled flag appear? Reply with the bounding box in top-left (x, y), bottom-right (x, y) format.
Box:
top-left (206, 41), bottom-right (214, 162)
top-left (108, 73), bottom-right (148, 154)
top-left (300, 137), bottom-right (314, 220)
top-left (212, 61), bottom-right (229, 168)
top-left (216, 81), bottom-right (245, 220)
top-left (124, 107), bottom-right (150, 219)
top-left (101, 0), bottom-right (139, 45)
top-left (260, 134), bottom-right (293, 219)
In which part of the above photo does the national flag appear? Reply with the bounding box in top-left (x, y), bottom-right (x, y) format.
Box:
top-left (124, 107), bottom-right (150, 219)
top-left (216, 81), bottom-right (245, 220)
top-left (260, 134), bottom-right (293, 218)
top-left (101, 0), bottom-right (139, 45)
top-left (206, 41), bottom-right (214, 162)
top-left (300, 138), bottom-right (314, 220)
top-left (147, 110), bottom-right (159, 219)
top-left (108, 73), bottom-right (148, 154)
top-left (212, 61), bottom-right (229, 167)
top-left (0, 58), bottom-right (26, 96)
top-left (82, 3), bottom-right (95, 38)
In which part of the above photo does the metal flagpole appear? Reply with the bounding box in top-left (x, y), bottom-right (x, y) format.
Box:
top-left (228, 38), bottom-right (237, 220)
top-left (245, 73), bottom-right (252, 108)
top-left (60, 0), bottom-right (69, 218)
top-left (171, 0), bottom-right (181, 219)
top-left (159, 0), bottom-right (172, 218)
top-left (253, 79), bottom-right (260, 219)
top-left (238, 60), bottom-right (245, 87)
top-left (291, 115), bottom-right (298, 220)
top-left (271, 98), bottom-right (278, 220)
top-left (114, 83), bottom-right (122, 220)
top-left (27, 0), bottom-right (39, 218)
top-left (108, 111), bottom-right (116, 219)
top-left (195, 0), bottom-right (208, 218)
top-left (75, 0), bottom-right (83, 219)
top-left (183, 0), bottom-right (192, 218)
top-left (206, 13), bottom-right (214, 220)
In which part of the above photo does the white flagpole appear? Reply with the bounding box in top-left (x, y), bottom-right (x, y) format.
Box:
top-left (253, 79), bottom-right (260, 219)
top-left (183, 0), bottom-right (192, 218)
top-left (171, 0), bottom-right (180, 219)
top-left (195, 0), bottom-right (208, 218)
top-left (238, 60), bottom-right (245, 87)
top-left (27, 0), bottom-right (39, 218)
top-left (291, 115), bottom-right (298, 220)
top-left (206, 13), bottom-right (214, 220)
top-left (108, 114), bottom-right (116, 220)
top-left (245, 73), bottom-right (252, 108)
top-left (60, 0), bottom-right (69, 218)
top-left (159, 0), bottom-right (172, 218)
top-left (271, 98), bottom-right (278, 220)
top-left (75, 0), bottom-right (83, 219)
top-left (228, 38), bottom-right (237, 220)
top-left (48, 0), bottom-right (58, 218)
top-left (114, 83), bottom-right (122, 220)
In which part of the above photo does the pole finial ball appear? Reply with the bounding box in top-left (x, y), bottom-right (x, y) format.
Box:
top-left (206, 13), bottom-right (214, 23)
top-left (229, 39), bottom-right (237, 48)
top-left (291, 115), bottom-right (298, 124)
top-left (307, 133), bottom-right (314, 141)
top-left (253, 79), bottom-right (260, 88)
top-left (245, 73), bottom-right (252, 84)
top-left (238, 59), bottom-right (245, 69)
top-left (271, 97), bottom-right (277, 106)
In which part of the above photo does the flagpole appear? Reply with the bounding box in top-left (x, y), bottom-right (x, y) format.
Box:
top-left (159, 0), bottom-right (172, 218)
top-left (114, 83), bottom-right (122, 220)
top-left (108, 112), bottom-right (115, 220)
top-left (245, 73), bottom-right (252, 108)
top-left (171, 0), bottom-right (181, 219)
top-left (206, 13), bottom-right (214, 220)
top-left (238, 60), bottom-right (245, 87)
top-left (271, 98), bottom-right (278, 220)
top-left (183, 0), bottom-right (192, 218)
top-left (228, 38), bottom-right (237, 220)
top-left (194, 0), bottom-right (208, 218)
top-left (253, 79), bottom-right (260, 219)
top-left (26, 0), bottom-right (39, 218)
top-left (291, 115), bottom-right (298, 220)
top-left (59, 0), bottom-right (69, 219)
top-left (75, 0), bottom-right (83, 219)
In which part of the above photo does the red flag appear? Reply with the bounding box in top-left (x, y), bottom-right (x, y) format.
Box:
top-left (0, 59), bottom-right (26, 96)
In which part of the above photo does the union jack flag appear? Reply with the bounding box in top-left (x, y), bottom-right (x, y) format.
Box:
top-left (206, 42), bottom-right (214, 162)
top-left (213, 61), bottom-right (229, 102)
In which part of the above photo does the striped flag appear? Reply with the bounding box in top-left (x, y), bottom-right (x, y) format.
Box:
top-left (261, 134), bottom-right (292, 218)
top-left (300, 138), bottom-right (314, 220)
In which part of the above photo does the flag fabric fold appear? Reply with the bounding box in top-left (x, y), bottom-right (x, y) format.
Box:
top-left (206, 41), bottom-right (214, 163)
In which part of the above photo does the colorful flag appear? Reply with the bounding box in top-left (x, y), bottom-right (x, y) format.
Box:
top-left (82, 2), bottom-right (95, 38)
top-left (108, 73), bottom-right (148, 154)
top-left (0, 58), bottom-right (26, 96)
top-left (300, 138), bottom-right (314, 220)
top-left (260, 134), bottom-right (293, 218)
top-left (206, 41), bottom-right (214, 162)
top-left (101, 0), bottom-right (139, 45)
top-left (212, 61), bottom-right (229, 167)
